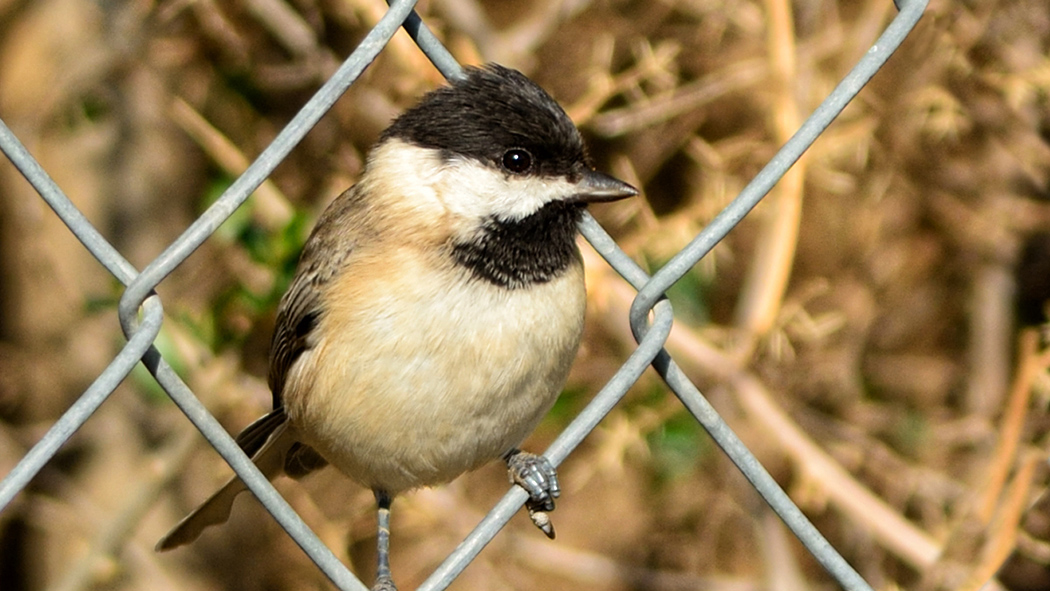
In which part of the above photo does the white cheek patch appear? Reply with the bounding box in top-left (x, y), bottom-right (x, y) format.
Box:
top-left (435, 158), bottom-right (581, 222)
top-left (363, 140), bottom-right (448, 216)
top-left (366, 138), bottom-right (581, 225)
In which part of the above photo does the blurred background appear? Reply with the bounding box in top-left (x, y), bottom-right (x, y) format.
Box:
top-left (2, 0), bottom-right (1050, 589)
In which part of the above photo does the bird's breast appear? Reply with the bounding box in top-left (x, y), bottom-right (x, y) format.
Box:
top-left (282, 245), bottom-right (586, 494)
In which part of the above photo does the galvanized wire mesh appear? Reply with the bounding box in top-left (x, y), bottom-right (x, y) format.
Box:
top-left (0, 1), bottom-right (931, 590)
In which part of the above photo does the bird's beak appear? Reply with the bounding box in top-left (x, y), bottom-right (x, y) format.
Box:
top-left (573, 169), bottom-right (638, 203)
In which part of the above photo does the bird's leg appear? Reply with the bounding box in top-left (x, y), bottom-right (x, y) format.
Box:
top-left (504, 449), bottom-right (560, 539)
top-left (372, 490), bottom-right (397, 591)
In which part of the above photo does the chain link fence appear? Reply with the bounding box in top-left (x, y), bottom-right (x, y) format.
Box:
top-left (1, 1), bottom-right (935, 590)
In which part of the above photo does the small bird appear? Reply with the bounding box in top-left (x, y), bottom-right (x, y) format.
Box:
top-left (156, 64), bottom-right (637, 591)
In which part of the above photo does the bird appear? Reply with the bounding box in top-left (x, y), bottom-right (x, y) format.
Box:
top-left (156, 63), bottom-right (637, 591)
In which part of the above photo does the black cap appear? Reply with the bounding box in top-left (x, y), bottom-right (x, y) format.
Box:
top-left (382, 64), bottom-right (588, 180)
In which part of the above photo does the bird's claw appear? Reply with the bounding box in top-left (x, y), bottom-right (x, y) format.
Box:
top-left (372, 575), bottom-right (397, 591)
top-left (505, 449), bottom-right (560, 539)
top-left (528, 508), bottom-right (555, 539)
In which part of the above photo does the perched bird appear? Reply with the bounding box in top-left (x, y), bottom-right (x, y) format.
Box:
top-left (156, 63), bottom-right (637, 591)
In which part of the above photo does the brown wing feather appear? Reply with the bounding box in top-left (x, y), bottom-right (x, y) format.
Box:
top-left (267, 275), bottom-right (323, 407)
top-left (268, 185), bottom-right (366, 408)
top-left (264, 186), bottom-right (370, 478)
top-left (233, 408), bottom-right (287, 456)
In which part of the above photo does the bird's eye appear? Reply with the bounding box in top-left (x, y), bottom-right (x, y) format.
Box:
top-left (501, 148), bottom-right (533, 174)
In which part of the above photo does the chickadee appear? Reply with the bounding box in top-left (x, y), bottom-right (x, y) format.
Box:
top-left (157, 64), bottom-right (637, 591)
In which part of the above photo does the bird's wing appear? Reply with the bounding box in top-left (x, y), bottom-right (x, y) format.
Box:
top-left (267, 271), bottom-right (323, 409)
top-left (268, 185), bottom-right (363, 409)
top-left (265, 187), bottom-right (368, 478)
top-left (234, 407), bottom-right (287, 456)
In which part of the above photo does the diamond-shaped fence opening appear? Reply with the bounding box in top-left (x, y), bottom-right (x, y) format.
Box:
top-left (0, 1), bottom-right (976, 590)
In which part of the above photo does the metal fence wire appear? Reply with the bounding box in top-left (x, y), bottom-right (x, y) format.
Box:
top-left (0, 1), bottom-right (931, 590)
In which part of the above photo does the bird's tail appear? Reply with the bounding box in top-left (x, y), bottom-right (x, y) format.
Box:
top-left (155, 412), bottom-right (295, 551)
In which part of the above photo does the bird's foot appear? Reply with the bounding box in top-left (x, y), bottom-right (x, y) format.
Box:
top-left (505, 449), bottom-right (560, 539)
top-left (372, 575), bottom-right (397, 591)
